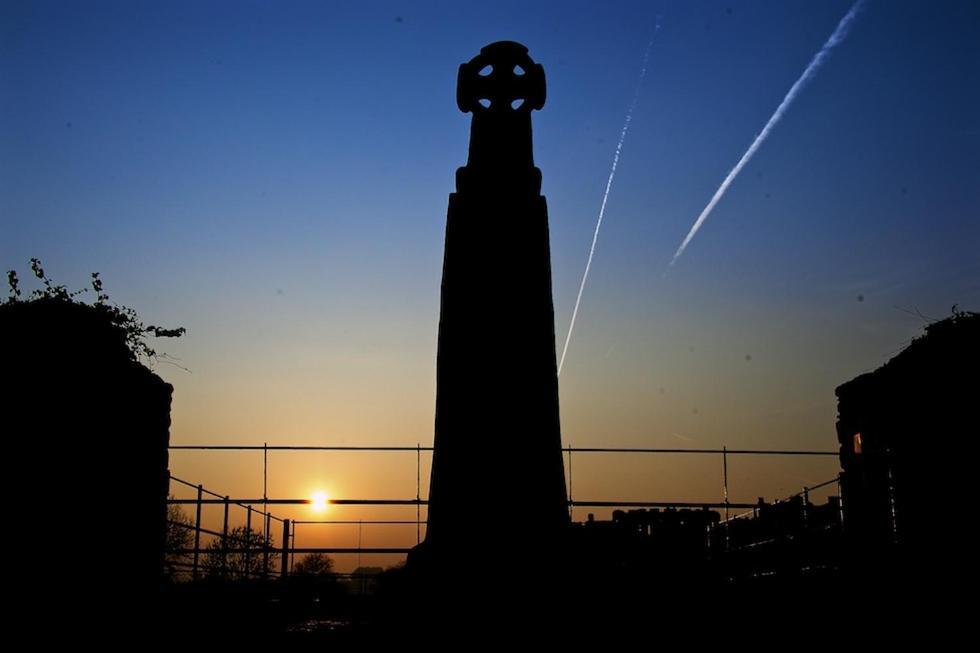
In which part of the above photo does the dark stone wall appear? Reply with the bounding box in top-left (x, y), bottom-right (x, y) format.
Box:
top-left (1, 297), bottom-right (173, 633)
top-left (835, 311), bottom-right (978, 583)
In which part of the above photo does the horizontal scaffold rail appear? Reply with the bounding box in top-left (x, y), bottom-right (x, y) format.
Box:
top-left (572, 500), bottom-right (758, 509)
top-left (168, 498), bottom-right (426, 505)
top-left (169, 444), bottom-right (837, 455)
top-left (175, 548), bottom-right (412, 555)
top-left (167, 498), bottom-right (759, 509)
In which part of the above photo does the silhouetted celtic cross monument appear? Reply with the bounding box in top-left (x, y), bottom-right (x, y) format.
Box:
top-left (415, 41), bottom-right (569, 574)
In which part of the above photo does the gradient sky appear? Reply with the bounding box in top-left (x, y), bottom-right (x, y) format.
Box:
top-left (3, 0), bottom-right (978, 570)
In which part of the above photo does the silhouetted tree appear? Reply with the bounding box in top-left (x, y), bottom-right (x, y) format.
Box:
top-left (201, 526), bottom-right (278, 581)
top-left (293, 552), bottom-right (335, 577)
top-left (287, 552), bottom-right (346, 609)
top-left (164, 499), bottom-right (194, 581)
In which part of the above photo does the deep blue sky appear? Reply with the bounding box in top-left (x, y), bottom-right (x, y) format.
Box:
top-left (2, 1), bottom-right (978, 509)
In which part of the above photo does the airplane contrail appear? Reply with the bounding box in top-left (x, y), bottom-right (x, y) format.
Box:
top-left (668, 0), bottom-right (866, 269)
top-left (558, 23), bottom-right (660, 376)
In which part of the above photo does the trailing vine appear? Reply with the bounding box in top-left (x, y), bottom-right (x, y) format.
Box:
top-left (3, 258), bottom-right (185, 362)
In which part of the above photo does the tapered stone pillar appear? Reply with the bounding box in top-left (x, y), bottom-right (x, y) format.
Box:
top-left (416, 42), bottom-right (569, 573)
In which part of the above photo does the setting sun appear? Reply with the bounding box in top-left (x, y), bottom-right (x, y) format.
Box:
top-left (310, 490), bottom-right (330, 513)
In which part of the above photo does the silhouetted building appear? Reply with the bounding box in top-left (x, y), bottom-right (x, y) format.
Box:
top-left (573, 508), bottom-right (720, 581)
top-left (414, 41), bottom-right (569, 575)
top-left (835, 310), bottom-right (978, 581)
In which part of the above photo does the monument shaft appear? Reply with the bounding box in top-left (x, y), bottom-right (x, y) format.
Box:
top-left (424, 42), bottom-right (569, 557)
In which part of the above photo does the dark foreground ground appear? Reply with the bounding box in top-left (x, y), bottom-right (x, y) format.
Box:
top-left (147, 565), bottom-right (967, 647)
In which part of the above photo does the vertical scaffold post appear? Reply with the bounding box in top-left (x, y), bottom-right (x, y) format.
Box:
top-left (263, 442), bottom-right (268, 533)
top-left (245, 505), bottom-right (253, 579)
top-left (416, 442), bottom-right (421, 545)
top-left (802, 486), bottom-right (810, 530)
top-left (837, 473), bottom-right (845, 531)
top-left (568, 445), bottom-right (573, 520)
top-left (722, 446), bottom-right (730, 522)
top-left (280, 519), bottom-right (290, 579)
top-left (221, 495), bottom-right (230, 577)
top-left (192, 484), bottom-right (203, 580)
top-left (885, 449), bottom-right (899, 545)
top-left (263, 512), bottom-right (271, 579)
